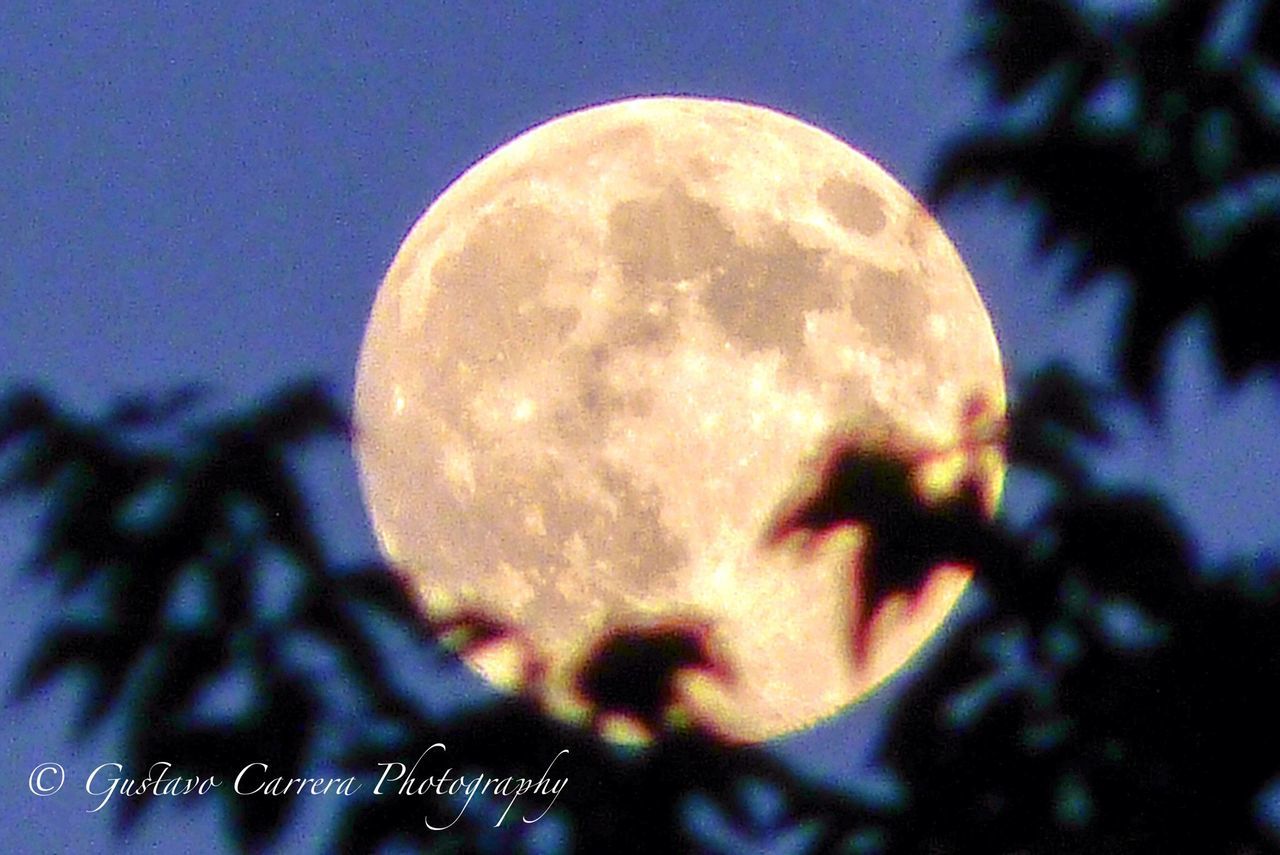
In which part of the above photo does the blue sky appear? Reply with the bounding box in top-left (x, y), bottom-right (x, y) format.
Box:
top-left (3, 2), bottom-right (1278, 851)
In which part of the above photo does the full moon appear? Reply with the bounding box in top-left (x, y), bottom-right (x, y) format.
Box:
top-left (354, 96), bottom-right (1004, 742)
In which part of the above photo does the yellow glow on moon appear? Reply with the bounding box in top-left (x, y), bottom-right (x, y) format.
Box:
top-left (354, 96), bottom-right (1005, 742)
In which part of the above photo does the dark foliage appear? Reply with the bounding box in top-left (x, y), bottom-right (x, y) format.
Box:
top-left (871, 411), bottom-right (1280, 853)
top-left (935, 0), bottom-right (1280, 399)
top-left (0, 383), bottom-right (878, 852)
top-left (7, 365), bottom-right (1277, 852)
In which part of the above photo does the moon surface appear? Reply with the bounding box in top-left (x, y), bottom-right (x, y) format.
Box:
top-left (354, 96), bottom-right (1004, 742)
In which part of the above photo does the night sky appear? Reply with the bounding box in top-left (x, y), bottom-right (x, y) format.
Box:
top-left (3, 3), bottom-right (1277, 851)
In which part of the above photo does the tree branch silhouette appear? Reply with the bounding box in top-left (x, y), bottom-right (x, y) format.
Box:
top-left (934, 0), bottom-right (1280, 400)
top-left (0, 382), bottom-right (880, 853)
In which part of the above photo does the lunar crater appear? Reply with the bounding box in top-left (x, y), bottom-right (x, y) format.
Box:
top-left (818, 175), bottom-right (889, 236)
top-left (704, 223), bottom-right (840, 358)
top-left (607, 183), bottom-right (737, 288)
top-left (850, 264), bottom-right (930, 357)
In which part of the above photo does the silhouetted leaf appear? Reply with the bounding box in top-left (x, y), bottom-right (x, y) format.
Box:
top-left (770, 440), bottom-right (994, 662)
top-left (575, 621), bottom-right (732, 738)
top-left (105, 385), bottom-right (208, 428)
top-left (0, 386), bottom-right (55, 446)
top-left (337, 561), bottom-right (423, 626)
top-left (1007, 363), bottom-right (1111, 490)
top-left (18, 621), bottom-right (121, 694)
top-left (1049, 492), bottom-right (1194, 608)
top-left (969, 0), bottom-right (1110, 102)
